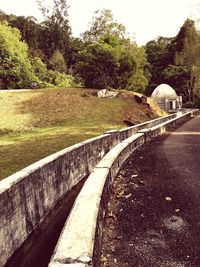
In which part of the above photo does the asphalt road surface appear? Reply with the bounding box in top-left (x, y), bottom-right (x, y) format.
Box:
top-left (100, 115), bottom-right (200, 267)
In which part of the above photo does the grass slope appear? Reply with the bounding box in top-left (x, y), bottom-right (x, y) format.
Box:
top-left (0, 88), bottom-right (166, 180)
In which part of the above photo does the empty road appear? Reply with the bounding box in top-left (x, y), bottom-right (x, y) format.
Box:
top-left (100, 115), bottom-right (200, 267)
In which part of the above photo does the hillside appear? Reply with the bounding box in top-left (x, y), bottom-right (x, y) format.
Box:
top-left (0, 88), bottom-right (166, 180)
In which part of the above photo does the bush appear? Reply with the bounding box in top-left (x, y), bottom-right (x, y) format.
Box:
top-left (45, 70), bottom-right (79, 87)
top-left (182, 101), bottom-right (197, 108)
top-left (0, 22), bottom-right (38, 89)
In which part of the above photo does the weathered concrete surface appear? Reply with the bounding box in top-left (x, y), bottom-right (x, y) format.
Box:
top-left (0, 134), bottom-right (118, 267)
top-left (49, 111), bottom-right (198, 267)
top-left (4, 178), bottom-right (87, 267)
top-left (49, 133), bottom-right (145, 267)
top-left (100, 115), bottom-right (200, 267)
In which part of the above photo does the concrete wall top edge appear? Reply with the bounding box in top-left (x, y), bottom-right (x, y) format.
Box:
top-left (78, 134), bottom-right (110, 145)
top-left (137, 112), bottom-right (192, 135)
top-left (96, 134), bottom-right (144, 169)
top-left (121, 132), bottom-right (144, 143)
top-left (0, 134), bottom-right (111, 193)
top-left (0, 169), bottom-right (28, 193)
top-left (119, 113), bottom-right (176, 132)
top-left (95, 143), bottom-right (128, 169)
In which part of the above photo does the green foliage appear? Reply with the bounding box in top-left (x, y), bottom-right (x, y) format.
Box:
top-left (0, 8), bottom-right (148, 92)
top-left (145, 36), bottom-right (174, 95)
top-left (82, 9), bottom-right (126, 42)
top-left (174, 19), bottom-right (200, 101)
top-left (182, 101), bottom-right (197, 108)
top-left (45, 70), bottom-right (77, 87)
top-left (0, 22), bottom-right (38, 89)
top-left (145, 19), bottom-right (200, 102)
top-left (9, 15), bottom-right (41, 50)
top-left (37, 0), bottom-right (71, 64)
top-left (76, 38), bottom-right (147, 90)
top-left (76, 10), bottom-right (147, 91)
top-left (161, 65), bottom-right (190, 101)
top-left (70, 37), bottom-right (85, 67)
top-left (75, 40), bottom-right (119, 88)
top-left (128, 70), bottom-right (148, 93)
top-left (31, 56), bottom-right (47, 81)
top-left (49, 49), bottom-right (66, 72)
top-left (126, 44), bottom-right (148, 92)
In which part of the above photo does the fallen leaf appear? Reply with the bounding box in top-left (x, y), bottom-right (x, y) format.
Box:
top-left (125, 193), bottom-right (132, 199)
top-left (138, 180), bottom-right (145, 186)
top-left (132, 174), bottom-right (138, 178)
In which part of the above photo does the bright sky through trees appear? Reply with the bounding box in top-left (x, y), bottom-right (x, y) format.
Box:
top-left (0, 0), bottom-right (199, 45)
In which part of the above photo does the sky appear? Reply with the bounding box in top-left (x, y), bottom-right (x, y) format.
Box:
top-left (0, 0), bottom-right (200, 45)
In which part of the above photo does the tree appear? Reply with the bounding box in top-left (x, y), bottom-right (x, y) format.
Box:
top-left (145, 20), bottom-right (200, 102)
top-left (174, 19), bottom-right (200, 101)
top-left (10, 16), bottom-right (40, 49)
top-left (161, 65), bottom-right (190, 101)
top-left (30, 56), bottom-right (47, 81)
top-left (37, 0), bottom-right (71, 64)
top-left (75, 40), bottom-right (119, 88)
top-left (0, 22), bottom-right (38, 89)
top-left (75, 9), bottom-right (148, 91)
top-left (145, 36), bottom-right (174, 95)
top-left (49, 49), bottom-right (66, 72)
top-left (82, 9), bottom-right (126, 42)
top-left (69, 37), bottom-right (85, 67)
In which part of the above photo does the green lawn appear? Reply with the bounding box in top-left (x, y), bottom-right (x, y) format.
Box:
top-left (0, 88), bottom-right (164, 180)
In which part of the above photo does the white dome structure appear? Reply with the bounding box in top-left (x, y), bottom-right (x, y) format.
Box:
top-left (151, 84), bottom-right (177, 102)
top-left (151, 84), bottom-right (182, 111)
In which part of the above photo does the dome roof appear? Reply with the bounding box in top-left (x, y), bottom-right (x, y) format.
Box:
top-left (151, 84), bottom-right (177, 102)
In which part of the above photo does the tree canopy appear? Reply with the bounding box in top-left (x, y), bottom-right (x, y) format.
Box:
top-left (145, 19), bottom-right (200, 103)
top-left (1, 4), bottom-right (200, 105)
top-left (0, 22), bottom-right (38, 89)
top-left (76, 9), bottom-right (148, 91)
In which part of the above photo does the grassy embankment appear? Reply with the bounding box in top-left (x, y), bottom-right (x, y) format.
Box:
top-left (0, 88), bottom-right (166, 180)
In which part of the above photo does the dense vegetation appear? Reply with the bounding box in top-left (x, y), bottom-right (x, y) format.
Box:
top-left (0, 1), bottom-right (148, 92)
top-left (145, 19), bottom-right (200, 106)
top-left (0, 0), bottom-right (200, 105)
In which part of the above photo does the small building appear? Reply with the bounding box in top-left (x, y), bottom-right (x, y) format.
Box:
top-left (151, 84), bottom-right (182, 111)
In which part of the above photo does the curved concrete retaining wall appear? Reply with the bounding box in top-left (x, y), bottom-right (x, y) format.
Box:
top-left (49, 133), bottom-right (145, 267)
top-left (49, 109), bottom-right (199, 267)
top-left (0, 134), bottom-right (119, 267)
top-left (0, 109), bottom-right (199, 266)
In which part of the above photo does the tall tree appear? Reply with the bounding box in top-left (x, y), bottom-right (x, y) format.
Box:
top-left (174, 19), bottom-right (200, 101)
top-left (82, 9), bottom-right (126, 42)
top-left (76, 10), bottom-right (148, 91)
top-left (49, 49), bottom-right (66, 73)
top-left (145, 36), bottom-right (174, 95)
top-left (145, 20), bottom-right (200, 102)
top-left (37, 0), bottom-right (71, 64)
